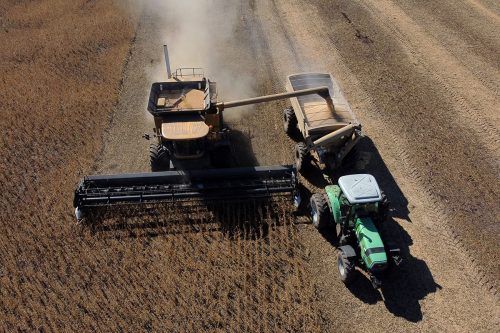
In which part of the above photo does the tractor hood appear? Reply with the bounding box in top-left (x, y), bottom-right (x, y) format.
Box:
top-left (161, 115), bottom-right (210, 140)
top-left (355, 217), bottom-right (388, 271)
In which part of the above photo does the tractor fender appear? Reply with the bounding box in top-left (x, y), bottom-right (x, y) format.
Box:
top-left (338, 245), bottom-right (357, 259)
top-left (324, 185), bottom-right (342, 224)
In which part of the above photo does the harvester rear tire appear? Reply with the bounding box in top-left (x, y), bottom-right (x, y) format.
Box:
top-left (310, 193), bottom-right (330, 230)
top-left (283, 107), bottom-right (299, 138)
top-left (150, 143), bottom-right (170, 172)
top-left (295, 142), bottom-right (311, 173)
top-left (338, 248), bottom-right (356, 285)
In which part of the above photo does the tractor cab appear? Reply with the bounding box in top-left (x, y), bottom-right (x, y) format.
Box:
top-left (338, 174), bottom-right (383, 221)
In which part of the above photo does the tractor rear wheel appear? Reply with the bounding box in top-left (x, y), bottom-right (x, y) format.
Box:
top-left (150, 143), bottom-right (170, 172)
top-left (310, 193), bottom-right (330, 230)
top-left (338, 248), bottom-right (356, 284)
top-left (295, 142), bottom-right (311, 173)
top-left (283, 107), bottom-right (298, 138)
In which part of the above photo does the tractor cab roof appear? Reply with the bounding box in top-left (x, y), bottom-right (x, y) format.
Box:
top-left (338, 174), bottom-right (382, 204)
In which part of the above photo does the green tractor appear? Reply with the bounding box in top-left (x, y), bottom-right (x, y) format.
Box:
top-left (310, 174), bottom-right (402, 288)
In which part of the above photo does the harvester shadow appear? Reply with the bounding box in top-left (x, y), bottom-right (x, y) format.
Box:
top-left (86, 200), bottom-right (285, 241)
top-left (86, 128), bottom-right (280, 240)
top-left (315, 137), bottom-right (439, 322)
top-left (228, 128), bottom-right (259, 167)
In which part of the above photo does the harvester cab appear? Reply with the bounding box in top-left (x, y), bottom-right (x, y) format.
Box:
top-left (310, 174), bottom-right (403, 289)
top-left (73, 45), bottom-right (334, 224)
top-left (146, 67), bottom-right (228, 171)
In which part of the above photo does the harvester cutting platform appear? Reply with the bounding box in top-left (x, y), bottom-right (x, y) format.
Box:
top-left (73, 46), bottom-right (340, 223)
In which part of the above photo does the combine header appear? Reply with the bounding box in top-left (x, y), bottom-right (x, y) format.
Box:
top-left (74, 166), bottom-right (296, 214)
top-left (73, 46), bottom-right (332, 223)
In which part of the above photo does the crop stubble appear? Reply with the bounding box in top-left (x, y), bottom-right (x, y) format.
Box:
top-left (0, 1), bottom-right (322, 331)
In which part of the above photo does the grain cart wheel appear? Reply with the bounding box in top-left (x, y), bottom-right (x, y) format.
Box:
top-left (295, 142), bottom-right (311, 173)
top-left (338, 246), bottom-right (357, 284)
top-left (310, 193), bottom-right (330, 230)
top-left (283, 107), bottom-right (298, 138)
top-left (150, 143), bottom-right (170, 172)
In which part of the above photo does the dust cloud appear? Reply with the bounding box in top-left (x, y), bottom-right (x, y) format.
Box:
top-left (127, 0), bottom-right (257, 121)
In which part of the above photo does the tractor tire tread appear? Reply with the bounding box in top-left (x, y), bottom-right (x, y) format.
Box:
top-left (310, 193), bottom-right (330, 230)
top-left (295, 142), bottom-right (311, 173)
top-left (338, 248), bottom-right (356, 284)
top-left (283, 107), bottom-right (298, 138)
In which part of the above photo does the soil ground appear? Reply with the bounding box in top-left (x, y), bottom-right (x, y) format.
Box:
top-left (1, 0), bottom-right (499, 332)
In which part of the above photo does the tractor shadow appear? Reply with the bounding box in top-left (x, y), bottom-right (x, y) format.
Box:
top-left (314, 137), bottom-right (440, 322)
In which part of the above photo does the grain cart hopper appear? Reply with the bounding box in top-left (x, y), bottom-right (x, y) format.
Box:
top-left (73, 47), bottom-right (334, 223)
top-left (283, 73), bottom-right (362, 173)
top-left (309, 174), bottom-right (403, 288)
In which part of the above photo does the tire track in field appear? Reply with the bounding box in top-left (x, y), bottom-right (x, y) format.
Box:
top-left (255, 0), bottom-right (499, 331)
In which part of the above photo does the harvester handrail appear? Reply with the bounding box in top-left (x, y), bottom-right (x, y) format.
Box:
top-left (173, 67), bottom-right (205, 78)
top-left (216, 86), bottom-right (330, 110)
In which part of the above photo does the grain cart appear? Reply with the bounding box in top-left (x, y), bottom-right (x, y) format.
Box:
top-left (73, 46), bottom-right (334, 223)
top-left (283, 73), bottom-right (362, 173)
top-left (309, 174), bottom-right (402, 288)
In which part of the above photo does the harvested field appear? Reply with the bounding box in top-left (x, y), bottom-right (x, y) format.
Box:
top-left (1, 0), bottom-right (499, 332)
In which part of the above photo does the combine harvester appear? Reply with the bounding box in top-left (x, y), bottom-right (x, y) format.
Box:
top-left (73, 46), bottom-right (340, 224)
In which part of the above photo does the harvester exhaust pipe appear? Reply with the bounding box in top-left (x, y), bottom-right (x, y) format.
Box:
top-left (163, 44), bottom-right (172, 78)
top-left (216, 86), bottom-right (330, 110)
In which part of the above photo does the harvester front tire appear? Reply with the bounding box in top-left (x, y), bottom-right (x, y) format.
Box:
top-left (338, 248), bottom-right (356, 285)
top-left (283, 107), bottom-right (298, 138)
top-left (310, 193), bottom-right (330, 230)
top-left (150, 144), bottom-right (170, 172)
top-left (295, 142), bottom-right (311, 173)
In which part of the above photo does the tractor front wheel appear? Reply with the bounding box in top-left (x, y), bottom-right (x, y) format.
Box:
top-left (295, 142), bottom-right (311, 173)
top-left (150, 143), bottom-right (170, 172)
top-left (338, 248), bottom-right (356, 284)
top-left (310, 193), bottom-right (330, 230)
